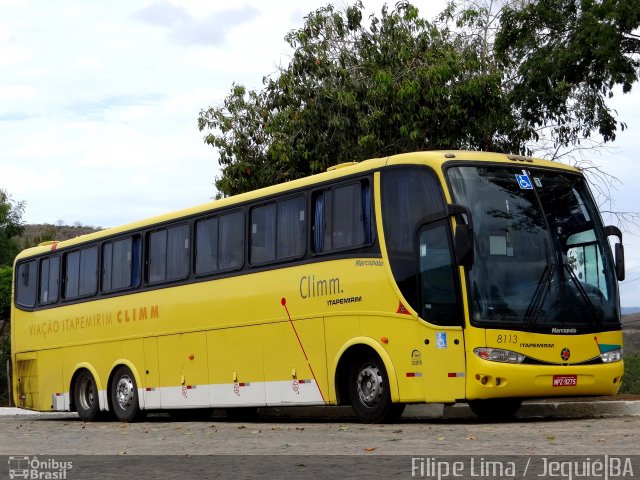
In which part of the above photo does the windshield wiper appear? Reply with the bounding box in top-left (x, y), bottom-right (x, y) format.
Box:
top-left (562, 262), bottom-right (601, 325)
top-left (525, 263), bottom-right (555, 327)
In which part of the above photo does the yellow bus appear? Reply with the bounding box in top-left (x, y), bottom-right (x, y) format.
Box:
top-left (11, 151), bottom-right (625, 423)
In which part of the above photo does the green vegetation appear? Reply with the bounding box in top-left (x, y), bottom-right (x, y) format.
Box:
top-left (621, 355), bottom-right (640, 395)
top-left (0, 266), bottom-right (10, 321)
top-left (199, 1), bottom-right (639, 197)
top-left (18, 223), bottom-right (101, 250)
top-left (621, 315), bottom-right (640, 394)
top-left (0, 330), bottom-right (8, 406)
top-left (0, 187), bottom-right (25, 266)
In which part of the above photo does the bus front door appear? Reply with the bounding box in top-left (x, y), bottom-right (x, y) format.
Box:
top-left (417, 220), bottom-right (466, 403)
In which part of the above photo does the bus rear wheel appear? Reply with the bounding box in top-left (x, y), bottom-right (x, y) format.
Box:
top-left (74, 370), bottom-right (100, 422)
top-left (468, 398), bottom-right (522, 420)
top-left (110, 366), bottom-right (144, 422)
top-left (348, 354), bottom-right (404, 423)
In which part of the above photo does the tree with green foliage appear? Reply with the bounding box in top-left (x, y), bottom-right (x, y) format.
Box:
top-left (199, 1), bottom-right (639, 197)
top-left (199, 2), bottom-right (523, 196)
top-left (0, 267), bottom-right (11, 322)
top-left (495, 0), bottom-right (640, 150)
top-left (0, 188), bottom-right (25, 266)
top-left (0, 266), bottom-right (11, 405)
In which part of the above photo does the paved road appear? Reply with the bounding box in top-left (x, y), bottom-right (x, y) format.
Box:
top-left (1, 406), bottom-right (638, 479)
top-left (1, 408), bottom-right (638, 455)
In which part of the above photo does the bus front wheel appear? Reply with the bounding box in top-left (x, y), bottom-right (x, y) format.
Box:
top-left (110, 366), bottom-right (143, 422)
top-left (348, 354), bottom-right (404, 423)
top-left (468, 398), bottom-right (522, 420)
top-left (74, 370), bottom-right (100, 422)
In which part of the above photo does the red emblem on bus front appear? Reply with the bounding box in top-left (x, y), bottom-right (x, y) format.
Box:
top-left (560, 347), bottom-right (571, 361)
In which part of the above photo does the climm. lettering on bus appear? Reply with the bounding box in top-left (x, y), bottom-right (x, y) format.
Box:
top-left (116, 305), bottom-right (160, 323)
top-left (299, 275), bottom-right (342, 299)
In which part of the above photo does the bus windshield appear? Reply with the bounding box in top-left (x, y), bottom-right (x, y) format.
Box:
top-left (447, 165), bottom-right (619, 330)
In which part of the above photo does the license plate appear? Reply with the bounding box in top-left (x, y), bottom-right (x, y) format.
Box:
top-left (553, 375), bottom-right (577, 387)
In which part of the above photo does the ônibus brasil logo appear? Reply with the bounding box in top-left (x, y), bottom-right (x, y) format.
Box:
top-left (8, 456), bottom-right (72, 479)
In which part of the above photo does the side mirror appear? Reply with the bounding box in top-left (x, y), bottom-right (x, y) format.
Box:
top-left (448, 204), bottom-right (474, 268)
top-left (604, 225), bottom-right (625, 281)
top-left (614, 243), bottom-right (625, 282)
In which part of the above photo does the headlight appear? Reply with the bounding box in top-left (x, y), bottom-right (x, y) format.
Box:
top-left (474, 347), bottom-right (525, 364)
top-left (600, 348), bottom-right (623, 363)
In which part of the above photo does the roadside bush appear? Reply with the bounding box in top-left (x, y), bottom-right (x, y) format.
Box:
top-left (0, 330), bottom-right (9, 405)
top-left (620, 355), bottom-right (640, 395)
top-left (0, 266), bottom-right (11, 321)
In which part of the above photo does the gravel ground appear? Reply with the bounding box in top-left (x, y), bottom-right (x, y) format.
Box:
top-left (1, 411), bottom-right (638, 456)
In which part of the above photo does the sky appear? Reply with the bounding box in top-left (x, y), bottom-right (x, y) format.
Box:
top-left (1, 0), bottom-right (639, 306)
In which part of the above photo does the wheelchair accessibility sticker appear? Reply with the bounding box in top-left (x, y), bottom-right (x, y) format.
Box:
top-left (515, 174), bottom-right (533, 189)
top-left (436, 332), bottom-right (447, 349)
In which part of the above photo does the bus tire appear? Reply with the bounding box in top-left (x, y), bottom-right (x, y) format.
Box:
top-left (468, 398), bottom-right (522, 420)
top-left (348, 354), bottom-right (403, 423)
top-left (74, 370), bottom-right (100, 422)
top-left (110, 366), bottom-right (143, 422)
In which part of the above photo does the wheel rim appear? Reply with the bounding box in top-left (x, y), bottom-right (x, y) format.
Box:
top-left (78, 376), bottom-right (96, 411)
top-left (356, 363), bottom-right (383, 407)
top-left (115, 374), bottom-right (135, 410)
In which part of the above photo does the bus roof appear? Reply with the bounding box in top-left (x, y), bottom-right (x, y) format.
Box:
top-left (15, 150), bottom-right (579, 261)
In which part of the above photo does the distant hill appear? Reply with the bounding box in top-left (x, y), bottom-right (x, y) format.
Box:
top-left (18, 223), bottom-right (103, 250)
top-left (622, 307), bottom-right (640, 315)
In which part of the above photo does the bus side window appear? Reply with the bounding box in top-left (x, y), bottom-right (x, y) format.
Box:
top-left (195, 217), bottom-right (219, 275)
top-left (219, 211), bottom-right (244, 270)
top-left (313, 181), bottom-right (371, 253)
top-left (148, 225), bottom-right (190, 284)
top-left (166, 225), bottom-right (190, 280)
top-left (103, 237), bottom-right (138, 292)
top-left (277, 196), bottom-right (305, 259)
top-left (39, 256), bottom-right (60, 304)
top-left (251, 196), bottom-right (306, 265)
top-left (16, 260), bottom-right (37, 308)
top-left (148, 230), bottom-right (167, 283)
top-left (65, 247), bottom-right (98, 299)
top-left (251, 204), bottom-right (277, 264)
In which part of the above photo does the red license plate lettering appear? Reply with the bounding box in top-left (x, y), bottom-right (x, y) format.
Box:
top-left (553, 375), bottom-right (577, 387)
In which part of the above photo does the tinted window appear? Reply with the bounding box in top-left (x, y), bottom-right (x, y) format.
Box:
top-left (149, 230), bottom-right (167, 283)
top-left (65, 247), bottom-right (98, 299)
top-left (65, 251), bottom-right (80, 298)
top-left (16, 260), bottom-right (37, 307)
top-left (219, 212), bottom-right (244, 270)
top-left (250, 196), bottom-right (306, 265)
top-left (39, 256), bottom-right (60, 304)
top-left (167, 225), bottom-right (190, 280)
top-left (148, 225), bottom-right (190, 284)
top-left (251, 204), bottom-right (276, 264)
top-left (313, 181), bottom-right (371, 253)
top-left (382, 168), bottom-right (446, 253)
top-left (196, 211), bottom-right (246, 273)
top-left (333, 184), bottom-right (365, 249)
top-left (103, 237), bottom-right (138, 291)
top-left (195, 217), bottom-right (219, 275)
top-left (277, 197), bottom-right (305, 259)
top-left (79, 248), bottom-right (98, 296)
top-left (419, 222), bottom-right (459, 325)
top-left (381, 167), bottom-right (446, 312)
